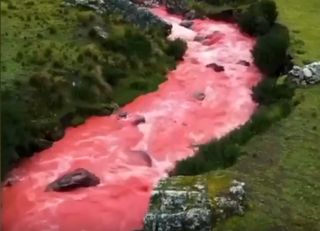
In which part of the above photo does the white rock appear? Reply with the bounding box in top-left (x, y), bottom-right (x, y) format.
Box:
top-left (303, 68), bottom-right (313, 78)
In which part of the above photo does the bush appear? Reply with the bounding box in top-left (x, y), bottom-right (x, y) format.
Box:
top-left (252, 24), bottom-right (290, 75)
top-left (253, 77), bottom-right (294, 105)
top-left (238, 0), bottom-right (278, 36)
top-left (166, 38), bottom-right (187, 61)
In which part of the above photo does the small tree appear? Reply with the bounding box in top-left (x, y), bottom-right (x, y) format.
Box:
top-left (252, 24), bottom-right (289, 75)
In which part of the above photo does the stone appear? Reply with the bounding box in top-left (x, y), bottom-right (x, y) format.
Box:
top-left (194, 35), bottom-right (205, 42)
top-left (213, 180), bottom-right (247, 219)
top-left (206, 63), bottom-right (225, 72)
top-left (118, 111), bottom-right (128, 118)
top-left (180, 20), bottom-right (193, 28)
top-left (237, 60), bottom-right (250, 66)
top-left (46, 168), bottom-right (100, 192)
top-left (303, 68), bottom-right (313, 78)
top-left (193, 92), bottom-right (205, 101)
top-left (288, 61), bottom-right (320, 85)
top-left (132, 115), bottom-right (146, 125)
top-left (93, 26), bottom-right (109, 40)
top-left (144, 176), bottom-right (213, 231)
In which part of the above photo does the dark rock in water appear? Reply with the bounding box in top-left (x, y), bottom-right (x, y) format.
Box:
top-left (237, 60), bottom-right (250, 66)
top-left (132, 115), bottom-right (146, 125)
top-left (180, 20), bottom-right (193, 28)
top-left (46, 168), bottom-right (100, 192)
top-left (118, 111), bottom-right (128, 118)
top-left (206, 63), bottom-right (225, 72)
top-left (193, 91), bottom-right (205, 101)
top-left (194, 35), bottom-right (206, 42)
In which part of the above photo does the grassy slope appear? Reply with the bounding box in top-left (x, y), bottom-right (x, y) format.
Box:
top-left (209, 0), bottom-right (320, 230)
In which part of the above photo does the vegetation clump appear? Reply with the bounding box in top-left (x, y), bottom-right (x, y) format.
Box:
top-left (252, 24), bottom-right (290, 75)
top-left (237, 0), bottom-right (278, 36)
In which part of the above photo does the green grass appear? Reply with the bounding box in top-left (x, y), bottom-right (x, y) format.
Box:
top-left (206, 0), bottom-right (320, 230)
top-left (276, 0), bottom-right (320, 64)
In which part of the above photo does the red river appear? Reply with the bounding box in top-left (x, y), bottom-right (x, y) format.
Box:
top-left (2, 7), bottom-right (261, 231)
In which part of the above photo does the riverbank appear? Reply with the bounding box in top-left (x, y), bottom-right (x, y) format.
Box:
top-left (206, 0), bottom-right (320, 230)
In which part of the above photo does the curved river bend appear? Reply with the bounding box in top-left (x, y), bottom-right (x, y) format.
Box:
top-left (2, 7), bottom-right (261, 231)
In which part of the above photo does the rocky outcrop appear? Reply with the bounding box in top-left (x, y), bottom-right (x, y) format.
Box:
top-left (46, 168), bottom-right (100, 192)
top-left (64, 0), bottom-right (172, 34)
top-left (213, 180), bottom-right (246, 221)
top-left (143, 177), bottom-right (247, 231)
top-left (144, 176), bottom-right (213, 231)
top-left (180, 20), bottom-right (193, 28)
top-left (288, 61), bottom-right (320, 86)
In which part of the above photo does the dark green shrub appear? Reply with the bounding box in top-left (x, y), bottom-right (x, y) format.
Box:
top-left (238, 0), bottom-right (277, 36)
top-left (166, 38), bottom-right (187, 61)
top-left (252, 24), bottom-right (290, 75)
top-left (48, 25), bottom-right (57, 34)
top-left (253, 77), bottom-right (294, 105)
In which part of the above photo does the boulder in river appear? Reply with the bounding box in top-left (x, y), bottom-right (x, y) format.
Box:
top-left (180, 20), bottom-right (193, 28)
top-left (118, 110), bottom-right (128, 118)
top-left (132, 115), bottom-right (146, 125)
top-left (46, 168), bottom-right (100, 192)
top-left (206, 63), bottom-right (225, 72)
top-left (193, 91), bottom-right (206, 101)
top-left (237, 60), bottom-right (250, 66)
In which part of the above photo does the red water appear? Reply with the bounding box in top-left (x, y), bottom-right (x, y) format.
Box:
top-left (2, 7), bottom-right (261, 231)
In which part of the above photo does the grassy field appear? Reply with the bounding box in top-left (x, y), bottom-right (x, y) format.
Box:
top-left (208, 0), bottom-right (320, 230)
